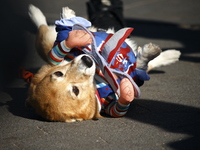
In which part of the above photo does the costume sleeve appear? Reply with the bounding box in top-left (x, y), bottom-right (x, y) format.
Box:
top-left (103, 94), bottom-right (130, 117)
top-left (48, 17), bottom-right (92, 65)
top-left (48, 40), bottom-right (71, 65)
top-left (54, 17), bottom-right (91, 44)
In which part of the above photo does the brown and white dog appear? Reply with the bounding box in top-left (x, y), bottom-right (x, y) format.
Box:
top-left (26, 4), bottom-right (180, 122)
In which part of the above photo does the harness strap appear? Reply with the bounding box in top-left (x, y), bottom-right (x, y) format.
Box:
top-left (19, 67), bottom-right (34, 83)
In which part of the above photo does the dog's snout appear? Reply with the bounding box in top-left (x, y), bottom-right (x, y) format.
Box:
top-left (81, 56), bottom-right (93, 68)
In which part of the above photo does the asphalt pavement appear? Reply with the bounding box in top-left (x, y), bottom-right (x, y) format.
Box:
top-left (0, 0), bottom-right (200, 149)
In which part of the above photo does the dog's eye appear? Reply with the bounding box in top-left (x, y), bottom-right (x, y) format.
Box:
top-left (54, 71), bottom-right (63, 77)
top-left (72, 86), bottom-right (79, 96)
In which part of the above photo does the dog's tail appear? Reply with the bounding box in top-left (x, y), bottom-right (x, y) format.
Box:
top-left (147, 49), bottom-right (181, 72)
top-left (29, 4), bottom-right (48, 28)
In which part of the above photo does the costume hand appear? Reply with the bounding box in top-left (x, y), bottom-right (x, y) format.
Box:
top-left (65, 30), bottom-right (92, 48)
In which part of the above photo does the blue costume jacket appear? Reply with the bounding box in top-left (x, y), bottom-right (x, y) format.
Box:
top-left (53, 17), bottom-right (150, 99)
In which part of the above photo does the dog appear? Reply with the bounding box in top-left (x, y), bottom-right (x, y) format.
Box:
top-left (26, 4), bottom-right (180, 122)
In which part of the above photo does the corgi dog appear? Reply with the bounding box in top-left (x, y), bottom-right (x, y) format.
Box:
top-left (26, 54), bottom-right (100, 122)
top-left (26, 4), bottom-right (180, 122)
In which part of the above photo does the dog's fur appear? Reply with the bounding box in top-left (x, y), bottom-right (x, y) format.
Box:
top-left (26, 4), bottom-right (181, 122)
top-left (26, 54), bottom-right (100, 122)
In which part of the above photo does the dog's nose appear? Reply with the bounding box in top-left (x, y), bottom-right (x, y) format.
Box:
top-left (81, 56), bottom-right (93, 68)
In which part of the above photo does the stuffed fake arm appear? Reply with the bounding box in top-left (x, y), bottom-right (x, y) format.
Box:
top-left (48, 30), bottom-right (92, 65)
top-left (48, 17), bottom-right (92, 65)
top-left (103, 78), bottom-right (134, 117)
top-left (65, 30), bottom-right (92, 48)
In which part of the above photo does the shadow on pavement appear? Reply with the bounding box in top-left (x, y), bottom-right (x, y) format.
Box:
top-left (0, 1), bottom-right (37, 89)
top-left (2, 87), bottom-right (45, 122)
top-left (126, 18), bottom-right (200, 63)
top-left (3, 87), bottom-right (200, 149)
top-left (126, 99), bottom-right (200, 149)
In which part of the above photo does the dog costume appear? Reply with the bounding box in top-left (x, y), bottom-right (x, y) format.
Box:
top-left (48, 17), bottom-right (150, 117)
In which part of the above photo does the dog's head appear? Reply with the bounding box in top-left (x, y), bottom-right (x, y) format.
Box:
top-left (26, 54), bottom-right (100, 122)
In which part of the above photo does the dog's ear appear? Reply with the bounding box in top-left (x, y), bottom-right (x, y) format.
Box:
top-left (25, 64), bottom-right (52, 108)
top-left (25, 76), bottom-right (38, 108)
top-left (25, 97), bottom-right (32, 108)
top-left (31, 64), bottom-right (52, 85)
top-left (25, 81), bottom-right (36, 108)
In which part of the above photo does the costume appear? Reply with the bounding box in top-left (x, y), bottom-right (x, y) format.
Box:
top-left (48, 17), bottom-right (149, 117)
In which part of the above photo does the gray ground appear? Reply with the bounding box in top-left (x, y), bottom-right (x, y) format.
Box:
top-left (0, 0), bottom-right (200, 149)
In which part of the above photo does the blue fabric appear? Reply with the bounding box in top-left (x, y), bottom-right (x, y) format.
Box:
top-left (55, 17), bottom-right (91, 27)
top-left (96, 79), bottom-right (121, 98)
top-left (53, 18), bottom-right (150, 98)
top-left (54, 17), bottom-right (91, 44)
top-left (55, 26), bottom-right (72, 44)
top-left (135, 68), bottom-right (150, 81)
top-left (109, 42), bottom-right (137, 79)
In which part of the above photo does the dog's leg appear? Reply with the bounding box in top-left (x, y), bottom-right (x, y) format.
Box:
top-left (29, 4), bottom-right (56, 62)
top-left (35, 25), bottom-right (56, 62)
top-left (29, 4), bottom-right (48, 28)
top-left (136, 43), bottom-right (162, 71)
top-left (29, 5), bottom-right (77, 62)
top-left (60, 7), bottom-right (76, 19)
top-left (147, 49), bottom-right (181, 72)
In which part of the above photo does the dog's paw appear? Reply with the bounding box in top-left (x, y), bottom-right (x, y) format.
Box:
top-left (147, 49), bottom-right (181, 71)
top-left (142, 43), bottom-right (162, 60)
top-left (65, 118), bottom-right (76, 123)
top-left (136, 43), bottom-right (162, 70)
top-left (29, 4), bottom-right (47, 27)
top-left (60, 7), bottom-right (76, 19)
top-left (64, 118), bottom-right (83, 122)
